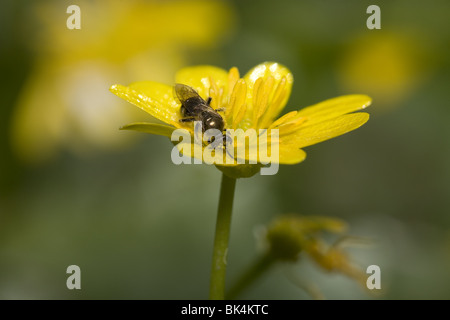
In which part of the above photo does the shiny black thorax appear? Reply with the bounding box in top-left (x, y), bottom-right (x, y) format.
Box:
top-left (176, 84), bottom-right (225, 132)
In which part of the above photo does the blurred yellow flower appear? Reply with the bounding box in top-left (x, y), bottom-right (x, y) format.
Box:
top-left (11, 0), bottom-right (234, 163)
top-left (337, 32), bottom-right (427, 108)
top-left (111, 62), bottom-right (371, 178)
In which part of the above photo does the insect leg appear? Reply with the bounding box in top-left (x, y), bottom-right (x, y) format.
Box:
top-left (179, 117), bottom-right (196, 123)
top-left (206, 97), bottom-right (212, 105)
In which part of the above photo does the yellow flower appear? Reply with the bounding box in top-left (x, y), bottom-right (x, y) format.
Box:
top-left (110, 62), bottom-right (371, 178)
top-left (337, 32), bottom-right (425, 108)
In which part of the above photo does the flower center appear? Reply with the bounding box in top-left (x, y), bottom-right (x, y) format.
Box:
top-left (208, 67), bottom-right (292, 131)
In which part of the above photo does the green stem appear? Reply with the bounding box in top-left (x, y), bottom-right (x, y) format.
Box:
top-left (226, 253), bottom-right (275, 300)
top-left (209, 173), bottom-right (237, 300)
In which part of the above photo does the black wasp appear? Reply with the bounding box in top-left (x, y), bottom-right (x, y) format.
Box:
top-left (175, 83), bottom-right (225, 134)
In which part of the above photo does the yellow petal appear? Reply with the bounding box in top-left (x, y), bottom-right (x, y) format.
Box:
top-left (278, 147), bottom-right (307, 164)
top-left (282, 113), bottom-right (369, 148)
top-left (243, 62), bottom-right (294, 125)
top-left (175, 65), bottom-right (229, 101)
top-left (244, 62), bottom-right (293, 89)
top-left (120, 122), bottom-right (175, 137)
top-left (269, 111), bottom-right (298, 129)
top-left (297, 95), bottom-right (372, 128)
top-left (110, 82), bottom-right (180, 127)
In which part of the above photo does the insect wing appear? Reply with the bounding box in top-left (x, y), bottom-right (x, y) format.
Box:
top-left (174, 84), bottom-right (205, 104)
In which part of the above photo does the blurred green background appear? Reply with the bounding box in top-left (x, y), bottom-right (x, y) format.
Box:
top-left (1, 0), bottom-right (449, 299)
